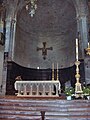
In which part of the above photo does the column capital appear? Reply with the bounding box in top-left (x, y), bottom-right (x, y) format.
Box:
top-left (5, 14), bottom-right (17, 21)
top-left (12, 17), bottom-right (17, 24)
top-left (76, 14), bottom-right (87, 21)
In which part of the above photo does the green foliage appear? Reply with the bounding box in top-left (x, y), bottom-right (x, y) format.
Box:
top-left (64, 87), bottom-right (75, 96)
top-left (83, 86), bottom-right (90, 95)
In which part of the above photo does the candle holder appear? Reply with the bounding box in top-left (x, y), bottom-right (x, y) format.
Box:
top-left (56, 69), bottom-right (59, 81)
top-left (85, 45), bottom-right (90, 55)
top-left (75, 61), bottom-right (83, 98)
top-left (52, 69), bottom-right (54, 81)
top-left (52, 63), bottom-right (54, 81)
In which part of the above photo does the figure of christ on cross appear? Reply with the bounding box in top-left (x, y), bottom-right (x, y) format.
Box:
top-left (37, 42), bottom-right (53, 60)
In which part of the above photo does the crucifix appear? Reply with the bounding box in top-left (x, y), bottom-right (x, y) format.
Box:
top-left (37, 42), bottom-right (53, 60)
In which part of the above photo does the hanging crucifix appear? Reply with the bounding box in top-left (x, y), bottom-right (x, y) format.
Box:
top-left (37, 42), bottom-right (53, 60)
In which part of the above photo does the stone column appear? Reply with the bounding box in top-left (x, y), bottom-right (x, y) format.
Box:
top-left (80, 15), bottom-right (90, 85)
top-left (55, 84), bottom-right (59, 96)
top-left (1, 0), bottom-right (26, 96)
top-left (29, 84), bottom-right (33, 95)
top-left (0, 14), bottom-right (4, 94)
top-left (77, 15), bottom-right (88, 58)
top-left (17, 83), bottom-right (21, 96)
top-left (42, 84), bottom-right (45, 96)
top-left (84, 57), bottom-right (90, 85)
top-left (74, 0), bottom-right (89, 85)
top-left (77, 15), bottom-right (90, 85)
top-left (1, 15), bottom-right (17, 95)
top-left (49, 84), bottom-right (52, 96)
top-left (24, 84), bottom-right (27, 95)
top-left (36, 84), bottom-right (39, 95)
top-left (8, 17), bottom-right (17, 61)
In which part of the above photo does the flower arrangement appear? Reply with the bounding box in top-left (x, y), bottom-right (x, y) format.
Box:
top-left (64, 87), bottom-right (75, 96)
top-left (83, 86), bottom-right (90, 96)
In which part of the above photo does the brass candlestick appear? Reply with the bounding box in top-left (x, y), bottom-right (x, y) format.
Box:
top-left (75, 61), bottom-right (83, 98)
top-left (52, 63), bottom-right (54, 81)
top-left (75, 38), bottom-right (83, 98)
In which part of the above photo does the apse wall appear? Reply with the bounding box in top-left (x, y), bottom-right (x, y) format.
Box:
top-left (14, 0), bottom-right (77, 69)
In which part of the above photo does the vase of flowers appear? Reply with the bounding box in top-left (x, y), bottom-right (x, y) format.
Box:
top-left (64, 87), bottom-right (74, 100)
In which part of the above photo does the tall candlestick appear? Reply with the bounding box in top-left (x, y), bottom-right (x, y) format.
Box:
top-left (76, 38), bottom-right (79, 61)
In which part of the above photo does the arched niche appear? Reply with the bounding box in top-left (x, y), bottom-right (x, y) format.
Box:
top-left (14, 0), bottom-right (77, 69)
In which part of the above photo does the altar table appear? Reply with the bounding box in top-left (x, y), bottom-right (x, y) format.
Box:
top-left (14, 80), bottom-right (61, 96)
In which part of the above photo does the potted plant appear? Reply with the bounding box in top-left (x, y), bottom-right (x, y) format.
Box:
top-left (64, 87), bottom-right (74, 100)
top-left (83, 86), bottom-right (90, 100)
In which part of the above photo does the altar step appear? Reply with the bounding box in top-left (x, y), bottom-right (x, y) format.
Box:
top-left (0, 96), bottom-right (90, 120)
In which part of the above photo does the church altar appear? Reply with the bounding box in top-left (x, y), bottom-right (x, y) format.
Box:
top-left (14, 80), bottom-right (61, 97)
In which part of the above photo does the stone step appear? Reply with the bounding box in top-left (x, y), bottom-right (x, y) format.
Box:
top-left (0, 105), bottom-right (90, 112)
top-left (45, 111), bottom-right (90, 116)
top-left (0, 97), bottom-right (89, 103)
top-left (0, 99), bottom-right (89, 107)
top-left (0, 114), bottom-right (90, 120)
top-left (0, 100), bottom-right (90, 108)
top-left (0, 114), bottom-right (41, 120)
top-left (0, 96), bottom-right (90, 120)
top-left (0, 110), bottom-right (41, 116)
top-left (45, 116), bottom-right (90, 120)
top-left (0, 103), bottom-right (89, 112)
top-left (0, 102), bottom-right (89, 109)
top-left (0, 110), bottom-right (90, 116)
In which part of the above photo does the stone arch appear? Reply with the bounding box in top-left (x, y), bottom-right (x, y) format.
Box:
top-left (72, 0), bottom-right (88, 17)
top-left (14, 0), bottom-right (77, 69)
top-left (7, 0), bottom-right (88, 64)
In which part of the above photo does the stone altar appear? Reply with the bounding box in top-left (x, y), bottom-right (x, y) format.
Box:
top-left (14, 80), bottom-right (61, 96)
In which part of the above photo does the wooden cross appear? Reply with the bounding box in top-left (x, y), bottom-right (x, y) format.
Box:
top-left (37, 42), bottom-right (53, 60)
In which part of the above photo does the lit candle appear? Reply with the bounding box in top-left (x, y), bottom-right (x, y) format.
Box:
top-left (88, 42), bottom-right (90, 48)
top-left (37, 67), bottom-right (39, 69)
top-left (76, 38), bottom-right (79, 61)
top-left (26, 5), bottom-right (28, 10)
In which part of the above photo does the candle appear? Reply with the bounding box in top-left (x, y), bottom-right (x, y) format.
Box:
top-left (37, 67), bottom-right (39, 69)
top-left (52, 63), bottom-right (54, 70)
top-left (76, 38), bottom-right (78, 61)
top-left (57, 62), bottom-right (58, 71)
top-left (88, 42), bottom-right (90, 48)
top-left (57, 62), bottom-right (59, 80)
top-left (52, 63), bottom-right (54, 80)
